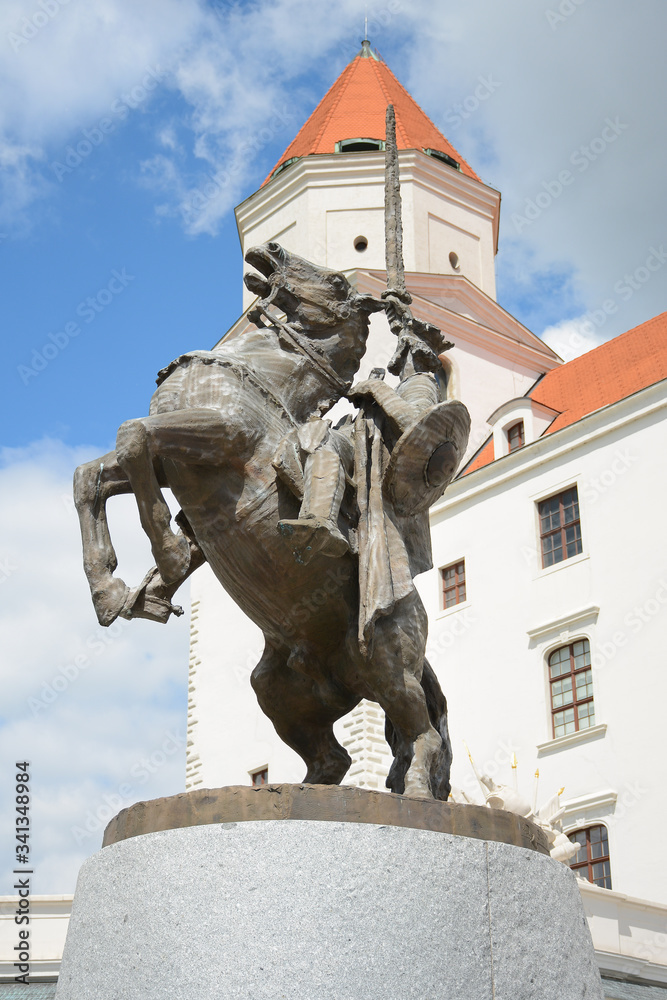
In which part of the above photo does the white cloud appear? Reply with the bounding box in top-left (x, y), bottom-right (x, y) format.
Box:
top-left (0, 439), bottom-right (191, 893)
top-left (0, 0), bottom-right (202, 230)
top-left (137, 0), bottom-right (373, 235)
top-left (538, 316), bottom-right (607, 362)
top-left (0, 0), bottom-right (198, 141)
top-left (0, 0), bottom-right (394, 234)
top-left (401, 0), bottom-right (667, 336)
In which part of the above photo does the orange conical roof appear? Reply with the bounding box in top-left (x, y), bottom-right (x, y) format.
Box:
top-left (263, 41), bottom-right (480, 185)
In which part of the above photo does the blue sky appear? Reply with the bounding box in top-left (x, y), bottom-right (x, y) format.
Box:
top-left (1, 0), bottom-right (666, 894)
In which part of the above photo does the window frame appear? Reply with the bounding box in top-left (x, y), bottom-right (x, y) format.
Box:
top-left (567, 824), bottom-right (612, 889)
top-left (440, 559), bottom-right (466, 611)
top-left (537, 484), bottom-right (583, 569)
top-left (250, 766), bottom-right (269, 787)
top-left (506, 420), bottom-right (525, 452)
top-left (547, 638), bottom-right (595, 739)
top-left (335, 137), bottom-right (385, 153)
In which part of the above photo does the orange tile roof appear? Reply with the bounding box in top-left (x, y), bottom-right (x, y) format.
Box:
top-left (531, 311), bottom-right (667, 433)
top-left (263, 43), bottom-right (479, 186)
top-left (461, 311), bottom-right (667, 475)
top-left (462, 438), bottom-right (495, 475)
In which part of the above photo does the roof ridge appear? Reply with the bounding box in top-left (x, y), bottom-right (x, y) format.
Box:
top-left (372, 59), bottom-right (410, 147)
top-left (530, 309), bottom-right (667, 393)
top-left (311, 54), bottom-right (360, 152)
top-left (378, 59), bottom-right (477, 177)
top-left (268, 56), bottom-right (358, 176)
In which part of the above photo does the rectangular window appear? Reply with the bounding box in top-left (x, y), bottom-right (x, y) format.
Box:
top-left (441, 560), bottom-right (466, 609)
top-left (549, 640), bottom-right (594, 738)
top-left (568, 825), bottom-right (611, 889)
top-left (507, 421), bottom-right (524, 452)
top-left (251, 767), bottom-right (268, 787)
top-left (538, 486), bottom-right (582, 568)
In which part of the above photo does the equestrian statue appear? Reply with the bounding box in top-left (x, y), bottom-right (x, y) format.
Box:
top-left (73, 107), bottom-right (471, 800)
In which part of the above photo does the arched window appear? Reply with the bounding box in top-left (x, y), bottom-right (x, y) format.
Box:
top-left (548, 639), bottom-right (594, 737)
top-left (335, 138), bottom-right (385, 153)
top-left (568, 825), bottom-right (611, 889)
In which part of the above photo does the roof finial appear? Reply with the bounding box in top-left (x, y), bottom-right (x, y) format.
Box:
top-left (359, 16), bottom-right (376, 61)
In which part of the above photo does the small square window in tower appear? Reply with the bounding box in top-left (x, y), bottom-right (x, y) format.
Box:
top-left (250, 767), bottom-right (268, 787)
top-left (507, 420), bottom-right (524, 452)
top-left (441, 560), bottom-right (466, 609)
top-left (538, 486), bottom-right (582, 567)
top-left (548, 639), bottom-right (594, 737)
top-left (568, 825), bottom-right (612, 889)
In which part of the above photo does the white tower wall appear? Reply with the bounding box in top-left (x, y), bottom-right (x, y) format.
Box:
top-left (236, 151), bottom-right (500, 310)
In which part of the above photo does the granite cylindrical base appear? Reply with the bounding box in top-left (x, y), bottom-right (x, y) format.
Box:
top-left (55, 803), bottom-right (603, 999)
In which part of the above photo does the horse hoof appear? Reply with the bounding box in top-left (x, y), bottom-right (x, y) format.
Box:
top-left (92, 579), bottom-right (131, 627)
top-left (402, 777), bottom-right (434, 800)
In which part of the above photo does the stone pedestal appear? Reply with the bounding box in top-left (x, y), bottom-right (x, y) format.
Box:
top-left (55, 785), bottom-right (603, 1000)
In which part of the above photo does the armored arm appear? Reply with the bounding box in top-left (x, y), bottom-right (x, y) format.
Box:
top-left (348, 379), bottom-right (417, 434)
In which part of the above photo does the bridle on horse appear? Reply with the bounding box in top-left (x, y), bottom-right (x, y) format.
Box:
top-left (247, 300), bottom-right (350, 398)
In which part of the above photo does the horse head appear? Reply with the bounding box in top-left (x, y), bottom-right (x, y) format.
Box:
top-left (244, 243), bottom-right (384, 385)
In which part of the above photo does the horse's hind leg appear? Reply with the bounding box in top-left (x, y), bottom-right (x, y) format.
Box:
top-left (251, 644), bottom-right (355, 785)
top-left (365, 593), bottom-right (441, 799)
top-left (385, 658), bottom-right (452, 800)
top-left (123, 511), bottom-right (206, 624)
top-left (420, 658), bottom-right (453, 800)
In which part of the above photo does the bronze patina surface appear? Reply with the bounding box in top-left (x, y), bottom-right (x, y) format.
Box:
top-left (103, 783), bottom-right (550, 855)
top-left (74, 105), bottom-right (471, 801)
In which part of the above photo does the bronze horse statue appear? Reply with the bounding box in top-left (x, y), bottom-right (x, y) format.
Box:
top-left (74, 242), bottom-right (470, 799)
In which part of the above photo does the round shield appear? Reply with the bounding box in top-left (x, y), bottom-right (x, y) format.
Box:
top-left (382, 400), bottom-right (471, 516)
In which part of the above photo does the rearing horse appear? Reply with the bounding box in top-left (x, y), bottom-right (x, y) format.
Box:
top-left (74, 242), bottom-right (466, 799)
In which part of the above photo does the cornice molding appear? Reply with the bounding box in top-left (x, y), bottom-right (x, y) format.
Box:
top-left (537, 723), bottom-right (607, 757)
top-left (527, 605), bottom-right (600, 641)
top-left (561, 790), bottom-right (618, 818)
top-left (355, 271), bottom-right (561, 371)
top-left (364, 268), bottom-right (560, 362)
top-left (235, 149), bottom-right (500, 242)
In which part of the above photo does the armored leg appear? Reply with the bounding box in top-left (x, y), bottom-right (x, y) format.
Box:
top-left (277, 419), bottom-right (353, 564)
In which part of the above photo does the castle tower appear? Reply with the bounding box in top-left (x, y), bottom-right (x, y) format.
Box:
top-left (236, 39), bottom-right (499, 310)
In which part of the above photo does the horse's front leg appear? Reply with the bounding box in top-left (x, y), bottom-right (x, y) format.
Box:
top-left (74, 451), bottom-right (134, 625)
top-left (75, 450), bottom-right (205, 626)
top-left (115, 408), bottom-right (240, 585)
